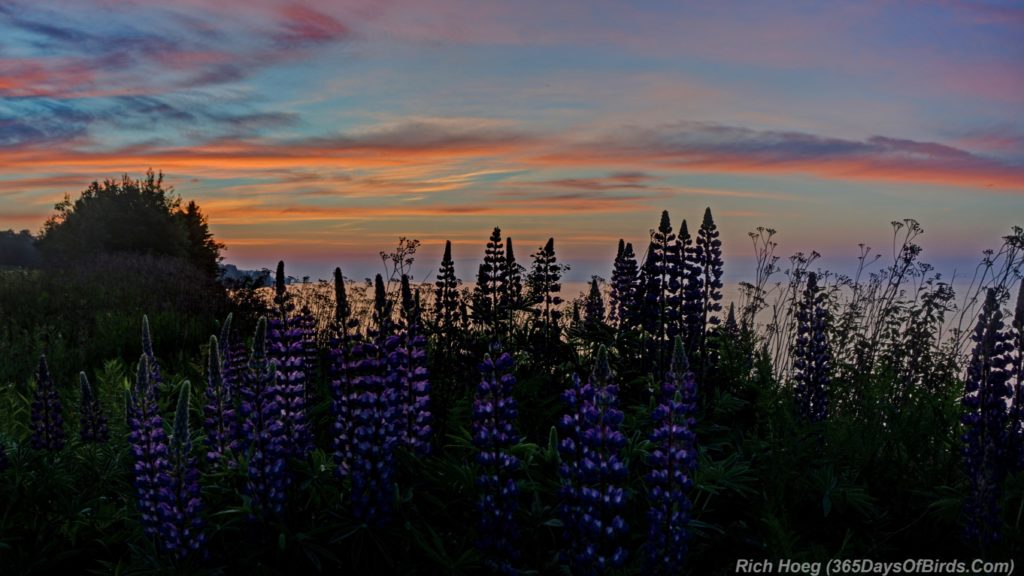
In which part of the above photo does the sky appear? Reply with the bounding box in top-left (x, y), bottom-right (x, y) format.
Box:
top-left (0, 0), bottom-right (1022, 286)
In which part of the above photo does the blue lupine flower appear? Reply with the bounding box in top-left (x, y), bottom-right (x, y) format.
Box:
top-left (79, 372), bottom-right (109, 444)
top-left (218, 314), bottom-right (249, 407)
top-left (129, 354), bottom-right (171, 539)
top-left (30, 354), bottom-right (65, 452)
top-left (240, 318), bottom-right (291, 518)
top-left (1008, 280), bottom-right (1023, 473)
top-left (961, 288), bottom-right (1013, 545)
top-left (647, 338), bottom-right (697, 574)
top-left (157, 382), bottom-right (206, 560)
top-left (694, 207), bottom-right (724, 367)
top-left (558, 346), bottom-right (629, 575)
top-left (792, 272), bottom-right (831, 422)
top-left (609, 240), bottom-right (639, 330)
top-left (390, 275), bottom-right (432, 455)
top-left (267, 265), bottom-right (314, 460)
top-left (204, 336), bottom-right (239, 466)
top-left (142, 315), bottom-right (163, 387)
top-left (472, 351), bottom-right (520, 574)
top-left (347, 338), bottom-right (398, 525)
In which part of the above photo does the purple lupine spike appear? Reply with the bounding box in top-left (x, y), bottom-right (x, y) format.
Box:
top-left (609, 240), bottom-right (640, 330)
top-left (792, 272), bottom-right (831, 423)
top-left (158, 382), bottom-right (206, 560)
top-left (388, 275), bottom-right (432, 456)
top-left (472, 351), bottom-right (520, 574)
top-left (79, 372), bottom-right (109, 444)
top-left (266, 262), bottom-right (314, 460)
top-left (240, 318), bottom-right (291, 518)
top-left (557, 347), bottom-right (629, 575)
top-left (694, 208), bottom-right (724, 370)
top-left (348, 337), bottom-right (398, 525)
top-left (30, 354), bottom-right (65, 452)
top-left (346, 278), bottom-right (400, 525)
top-left (219, 314), bottom-right (248, 399)
top-left (328, 325), bottom-right (356, 478)
top-left (1007, 281), bottom-right (1023, 473)
top-left (141, 315), bottom-right (163, 387)
top-left (584, 276), bottom-right (606, 331)
top-left (204, 336), bottom-right (239, 466)
top-left (647, 337), bottom-right (697, 574)
top-left (679, 220), bottom-right (703, 358)
top-left (961, 288), bottom-right (1014, 545)
top-left (129, 354), bottom-right (172, 539)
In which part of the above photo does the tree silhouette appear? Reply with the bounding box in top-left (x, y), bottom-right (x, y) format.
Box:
top-left (37, 170), bottom-right (222, 279)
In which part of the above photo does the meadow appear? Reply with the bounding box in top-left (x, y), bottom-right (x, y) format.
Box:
top-left (0, 209), bottom-right (1022, 575)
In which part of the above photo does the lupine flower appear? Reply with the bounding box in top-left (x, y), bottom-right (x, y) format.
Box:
top-left (609, 239), bottom-right (639, 330)
top-left (792, 272), bottom-right (831, 423)
top-left (328, 328), bottom-right (355, 478)
top-left (347, 274), bottom-right (399, 525)
top-left (129, 354), bottom-right (171, 538)
top-left (30, 354), bottom-right (65, 452)
top-left (679, 219), bottom-right (704, 358)
top-left (1008, 281), bottom-right (1024, 473)
top-left (473, 227), bottom-right (506, 334)
top-left (583, 277), bottom-right (606, 331)
top-left (157, 382), bottom-right (206, 560)
top-left (433, 241), bottom-right (462, 333)
top-left (204, 336), bottom-right (239, 466)
top-left (961, 288), bottom-right (1013, 545)
top-left (694, 207), bottom-right (724, 368)
top-left (240, 318), bottom-right (291, 518)
top-left (638, 212), bottom-right (682, 376)
top-left (501, 237), bottom-right (525, 339)
top-left (647, 338), bottom-right (697, 574)
top-left (472, 351), bottom-right (520, 574)
top-left (348, 338), bottom-right (398, 525)
top-left (142, 315), bottom-right (163, 387)
top-left (526, 237), bottom-right (566, 351)
top-left (267, 261), bottom-right (314, 459)
top-left (389, 276), bottom-right (432, 455)
top-left (79, 372), bottom-right (109, 444)
top-left (558, 347), bottom-right (628, 575)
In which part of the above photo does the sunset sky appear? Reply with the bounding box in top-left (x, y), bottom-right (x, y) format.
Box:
top-left (1, 1), bottom-right (1021, 284)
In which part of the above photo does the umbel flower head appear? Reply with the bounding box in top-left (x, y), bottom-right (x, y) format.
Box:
top-left (557, 346), bottom-right (629, 575)
top-left (79, 372), bottom-right (109, 444)
top-left (647, 337), bottom-right (697, 574)
top-left (472, 350), bottom-right (520, 574)
top-left (961, 288), bottom-right (1013, 546)
top-left (30, 354), bottom-right (65, 452)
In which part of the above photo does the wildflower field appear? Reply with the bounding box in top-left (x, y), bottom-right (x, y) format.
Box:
top-left (1, 208), bottom-right (1023, 575)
